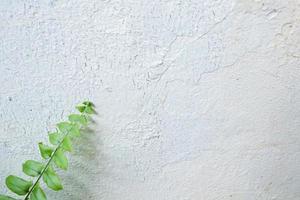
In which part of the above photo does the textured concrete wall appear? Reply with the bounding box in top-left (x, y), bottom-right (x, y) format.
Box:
top-left (0, 0), bottom-right (300, 199)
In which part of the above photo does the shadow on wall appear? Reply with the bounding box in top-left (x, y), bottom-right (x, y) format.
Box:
top-left (48, 123), bottom-right (104, 200)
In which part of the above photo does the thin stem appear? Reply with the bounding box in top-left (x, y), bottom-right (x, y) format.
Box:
top-left (24, 136), bottom-right (66, 200)
top-left (23, 114), bottom-right (87, 200)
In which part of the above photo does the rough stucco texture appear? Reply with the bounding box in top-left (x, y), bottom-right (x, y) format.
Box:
top-left (0, 0), bottom-right (300, 199)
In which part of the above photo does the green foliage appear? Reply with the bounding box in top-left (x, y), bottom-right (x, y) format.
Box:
top-left (0, 195), bottom-right (17, 200)
top-left (0, 101), bottom-right (95, 200)
top-left (5, 176), bottom-right (32, 196)
top-left (76, 101), bottom-right (95, 114)
top-left (53, 149), bottom-right (68, 170)
top-left (61, 136), bottom-right (73, 152)
top-left (30, 185), bottom-right (46, 200)
top-left (48, 132), bottom-right (61, 146)
top-left (22, 161), bottom-right (44, 177)
top-left (68, 114), bottom-right (87, 126)
top-left (42, 167), bottom-right (63, 191)
top-left (38, 143), bottom-right (53, 159)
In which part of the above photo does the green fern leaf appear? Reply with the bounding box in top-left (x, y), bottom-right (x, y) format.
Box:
top-left (30, 185), bottom-right (46, 200)
top-left (48, 132), bottom-right (62, 145)
top-left (5, 176), bottom-right (32, 196)
top-left (0, 195), bottom-right (17, 200)
top-left (53, 149), bottom-right (68, 170)
top-left (22, 160), bottom-right (44, 177)
top-left (61, 136), bottom-right (73, 152)
top-left (68, 114), bottom-right (87, 126)
top-left (42, 167), bottom-right (63, 191)
top-left (38, 143), bottom-right (53, 159)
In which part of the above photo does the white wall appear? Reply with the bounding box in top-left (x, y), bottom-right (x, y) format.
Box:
top-left (0, 0), bottom-right (300, 199)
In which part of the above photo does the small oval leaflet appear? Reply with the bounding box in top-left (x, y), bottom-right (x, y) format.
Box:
top-left (5, 175), bottom-right (33, 196)
top-left (30, 185), bottom-right (47, 200)
top-left (42, 167), bottom-right (63, 191)
top-left (53, 149), bottom-right (68, 170)
top-left (22, 160), bottom-right (44, 177)
top-left (38, 143), bottom-right (53, 159)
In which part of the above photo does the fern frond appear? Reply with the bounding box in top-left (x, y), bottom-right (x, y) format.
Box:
top-left (0, 101), bottom-right (95, 200)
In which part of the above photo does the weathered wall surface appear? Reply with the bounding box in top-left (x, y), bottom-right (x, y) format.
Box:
top-left (0, 0), bottom-right (300, 199)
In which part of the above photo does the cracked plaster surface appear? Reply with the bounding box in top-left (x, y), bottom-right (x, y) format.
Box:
top-left (0, 0), bottom-right (300, 199)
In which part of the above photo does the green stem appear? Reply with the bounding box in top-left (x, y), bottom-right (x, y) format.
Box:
top-left (23, 114), bottom-right (87, 200)
top-left (24, 137), bottom-right (66, 200)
